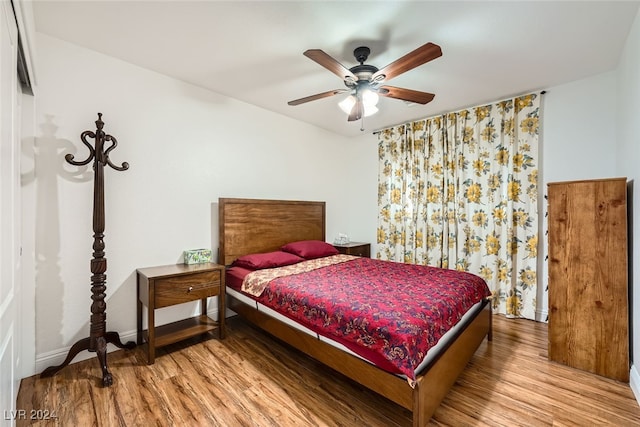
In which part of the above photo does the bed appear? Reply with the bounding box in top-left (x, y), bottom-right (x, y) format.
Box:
top-left (218, 197), bottom-right (492, 426)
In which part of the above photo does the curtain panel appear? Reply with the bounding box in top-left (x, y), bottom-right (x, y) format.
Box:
top-left (376, 93), bottom-right (540, 319)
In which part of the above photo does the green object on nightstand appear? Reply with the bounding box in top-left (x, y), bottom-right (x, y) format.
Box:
top-left (183, 248), bottom-right (212, 264)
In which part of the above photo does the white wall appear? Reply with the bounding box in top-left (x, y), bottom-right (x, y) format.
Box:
top-left (615, 8), bottom-right (640, 400)
top-left (542, 71), bottom-right (618, 183)
top-left (537, 70), bottom-right (619, 321)
top-left (27, 33), bottom-right (375, 372)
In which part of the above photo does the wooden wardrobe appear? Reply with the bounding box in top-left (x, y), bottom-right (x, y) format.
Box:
top-left (547, 177), bottom-right (629, 382)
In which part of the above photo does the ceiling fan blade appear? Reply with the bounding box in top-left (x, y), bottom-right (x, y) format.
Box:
top-left (304, 49), bottom-right (357, 81)
top-left (372, 42), bottom-right (442, 82)
top-left (348, 99), bottom-right (363, 122)
top-left (378, 86), bottom-right (435, 104)
top-left (288, 89), bottom-right (347, 106)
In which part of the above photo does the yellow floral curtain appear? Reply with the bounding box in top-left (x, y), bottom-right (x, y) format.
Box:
top-left (377, 93), bottom-right (540, 319)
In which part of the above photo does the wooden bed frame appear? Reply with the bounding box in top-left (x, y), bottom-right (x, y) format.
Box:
top-left (218, 197), bottom-right (492, 426)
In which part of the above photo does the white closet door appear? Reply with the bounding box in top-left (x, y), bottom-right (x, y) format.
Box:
top-left (0, 1), bottom-right (21, 425)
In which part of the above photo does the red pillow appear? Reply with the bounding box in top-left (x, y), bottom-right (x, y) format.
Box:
top-left (231, 251), bottom-right (304, 270)
top-left (281, 240), bottom-right (339, 259)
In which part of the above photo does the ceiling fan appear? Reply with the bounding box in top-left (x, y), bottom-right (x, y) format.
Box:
top-left (288, 42), bottom-right (442, 122)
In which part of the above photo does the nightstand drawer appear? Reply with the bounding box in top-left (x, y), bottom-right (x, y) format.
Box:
top-left (155, 270), bottom-right (221, 308)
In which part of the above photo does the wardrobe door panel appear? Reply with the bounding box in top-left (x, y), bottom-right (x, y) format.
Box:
top-left (548, 178), bottom-right (628, 382)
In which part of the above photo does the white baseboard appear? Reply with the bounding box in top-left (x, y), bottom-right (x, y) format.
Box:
top-left (535, 308), bottom-right (549, 323)
top-left (630, 365), bottom-right (640, 407)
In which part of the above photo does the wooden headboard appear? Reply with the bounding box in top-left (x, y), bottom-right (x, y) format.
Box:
top-left (218, 198), bottom-right (326, 266)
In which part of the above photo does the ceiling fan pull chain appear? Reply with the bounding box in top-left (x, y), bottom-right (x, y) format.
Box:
top-left (360, 115), bottom-right (365, 132)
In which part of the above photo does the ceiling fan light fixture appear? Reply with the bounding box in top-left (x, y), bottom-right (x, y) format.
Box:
top-left (363, 104), bottom-right (378, 117)
top-left (338, 91), bottom-right (379, 117)
top-left (338, 95), bottom-right (356, 114)
top-left (362, 88), bottom-right (379, 107)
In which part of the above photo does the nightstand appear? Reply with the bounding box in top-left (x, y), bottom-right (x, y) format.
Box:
top-left (136, 262), bottom-right (225, 364)
top-left (334, 242), bottom-right (371, 258)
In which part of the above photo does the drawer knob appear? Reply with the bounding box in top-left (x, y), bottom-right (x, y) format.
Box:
top-left (188, 286), bottom-right (193, 293)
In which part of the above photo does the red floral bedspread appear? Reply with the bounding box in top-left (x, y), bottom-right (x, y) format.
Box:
top-left (249, 256), bottom-right (490, 384)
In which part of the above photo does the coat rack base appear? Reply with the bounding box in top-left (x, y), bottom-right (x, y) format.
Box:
top-left (41, 332), bottom-right (135, 386)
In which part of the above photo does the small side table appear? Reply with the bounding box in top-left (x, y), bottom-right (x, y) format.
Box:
top-left (137, 262), bottom-right (225, 364)
top-left (333, 242), bottom-right (371, 258)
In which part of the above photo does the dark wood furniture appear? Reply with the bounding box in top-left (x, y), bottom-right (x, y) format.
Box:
top-left (548, 177), bottom-right (629, 382)
top-left (41, 113), bottom-right (134, 386)
top-left (218, 197), bottom-right (491, 426)
top-left (137, 262), bottom-right (225, 364)
top-left (334, 241), bottom-right (370, 257)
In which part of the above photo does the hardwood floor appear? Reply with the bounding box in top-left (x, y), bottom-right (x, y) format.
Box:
top-left (16, 315), bottom-right (640, 426)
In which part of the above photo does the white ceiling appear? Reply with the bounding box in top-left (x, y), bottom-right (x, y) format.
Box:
top-left (32, 1), bottom-right (640, 137)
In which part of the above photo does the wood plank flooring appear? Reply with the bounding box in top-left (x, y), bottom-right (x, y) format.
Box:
top-left (16, 315), bottom-right (640, 426)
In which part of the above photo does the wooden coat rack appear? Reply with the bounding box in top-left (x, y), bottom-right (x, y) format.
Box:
top-left (41, 113), bottom-right (135, 386)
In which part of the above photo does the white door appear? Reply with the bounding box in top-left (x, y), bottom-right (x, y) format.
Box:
top-left (0, 1), bottom-right (22, 425)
